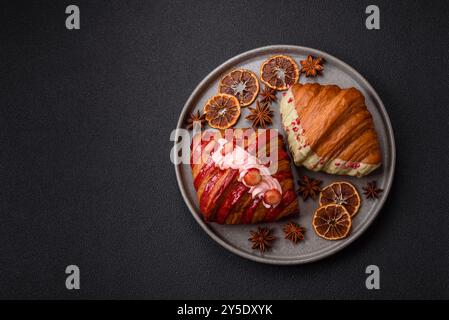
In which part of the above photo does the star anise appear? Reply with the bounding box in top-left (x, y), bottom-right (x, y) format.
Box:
top-left (300, 55), bottom-right (324, 77)
top-left (248, 226), bottom-right (275, 253)
top-left (186, 110), bottom-right (206, 130)
top-left (259, 86), bottom-right (277, 104)
top-left (297, 175), bottom-right (322, 201)
top-left (245, 101), bottom-right (273, 128)
top-left (362, 181), bottom-right (383, 199)
top-left (283, 221), bottom-right (305, 244)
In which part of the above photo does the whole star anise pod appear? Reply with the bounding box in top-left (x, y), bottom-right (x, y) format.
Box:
top-left (297, 175), bottom-right (322, 201)
top-left (300, 55), bottom-right (324, 77)
top-left (248, 226), bottom-right (275, 253)
top-left (259, 86), bottom-right (277, 104)
top-left (283, 221), bottom-right (305, 244)
top-left (362, 181), bottom-right (383, 199)
top-left (186, 110), bottom-right (206, 130)
top-left (245, 101), bottom-right (273, 128)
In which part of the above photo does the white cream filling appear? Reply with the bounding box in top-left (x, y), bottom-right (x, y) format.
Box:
top-left (211, 138), bottom-right (282, 208)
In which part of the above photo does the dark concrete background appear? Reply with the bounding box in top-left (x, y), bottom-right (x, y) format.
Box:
top-left (0, 0), bottom-right (448, 299)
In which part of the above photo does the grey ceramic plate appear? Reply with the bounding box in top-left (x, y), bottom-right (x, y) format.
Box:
top-left (175, 45), bottom-right (395, 265)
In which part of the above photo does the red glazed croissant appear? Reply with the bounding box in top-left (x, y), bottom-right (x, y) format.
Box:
top-left (280, 83), bottom-right (381, 177)
top-left (190, 128), bottom-right (299, 224)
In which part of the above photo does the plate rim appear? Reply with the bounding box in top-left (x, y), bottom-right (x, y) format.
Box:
top-left (174, 45), bottom-right (396, 265)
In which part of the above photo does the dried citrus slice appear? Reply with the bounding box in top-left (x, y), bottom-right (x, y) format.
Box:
top-left (260, 55), bottom-right (299, 91)
top-left (312, 204), bottom-right (352, 240)
top-left (218, 69), bottom-right (259, 107)
top-left (319, 182), bottom-right (361, 217)
top-left (203, 94), bottom-right (241, 129)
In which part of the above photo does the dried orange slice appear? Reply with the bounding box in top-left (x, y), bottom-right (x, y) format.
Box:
top-left (203, 94), bottom-right (241, 129)
top-left (260, 55), bottom-right (299, 91)
top-left (319, 182), bottom-right (361, 217)
top-left (312, 204), bottom-right (352, 240)
top-left (218, 69), bottom-right (259, 107)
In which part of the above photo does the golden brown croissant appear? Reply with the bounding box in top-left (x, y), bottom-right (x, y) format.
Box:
top-left (280, 83), bottom-right (381, 177)
top-left (190, 128), bottom-right (299, 224)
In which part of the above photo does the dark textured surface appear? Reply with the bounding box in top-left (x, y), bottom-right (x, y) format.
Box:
top-left (0, 0), bottom-right (448, 299)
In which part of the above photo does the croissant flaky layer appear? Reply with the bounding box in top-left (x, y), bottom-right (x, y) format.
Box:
top-left (190, 129), bottom-right (299, 224)
top-left (280, 83), bottom-right (382, 177)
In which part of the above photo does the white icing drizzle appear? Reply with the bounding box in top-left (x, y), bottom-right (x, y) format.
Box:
top-left (211, 138), bottom-right (282, 208)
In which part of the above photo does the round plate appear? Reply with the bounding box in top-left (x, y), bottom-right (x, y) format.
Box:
top-left (174, 45), bottom-right (395, 265)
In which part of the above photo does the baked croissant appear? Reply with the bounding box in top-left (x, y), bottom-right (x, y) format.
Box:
top-left (190, 128), bottom-right (299, 224)
top-left (280, 83), bottom-right (381, 177)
